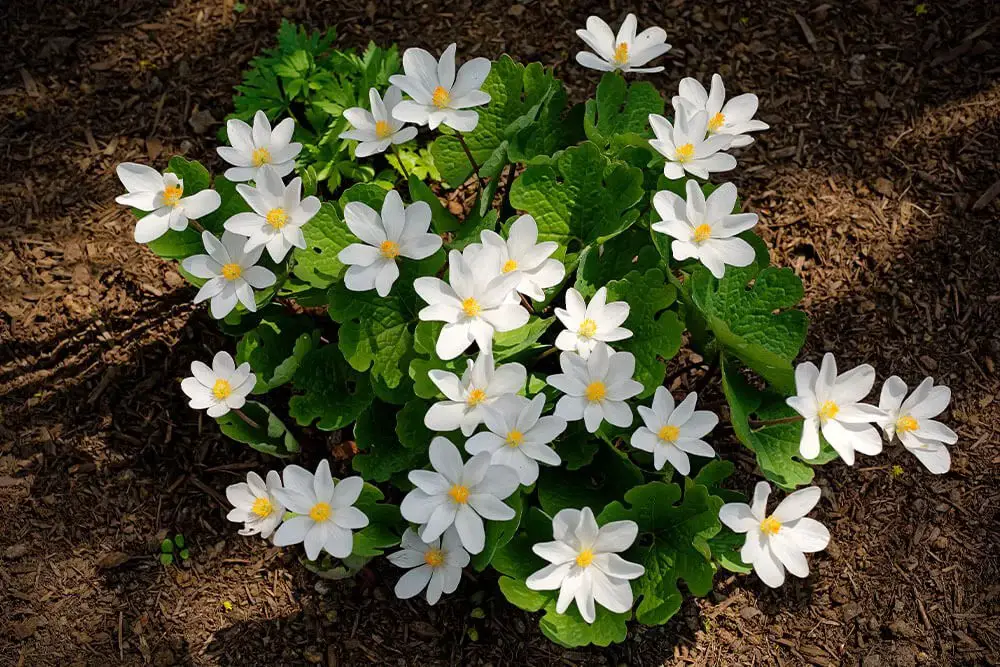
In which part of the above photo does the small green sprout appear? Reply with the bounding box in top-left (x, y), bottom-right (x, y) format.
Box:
top-left (159, 533), bottom-right (191, 565)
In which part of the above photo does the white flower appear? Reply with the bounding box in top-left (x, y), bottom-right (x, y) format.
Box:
top-left (414, 247), bottom-right (529, 360)
top-left (115, 163), bottom-right (221, 243)
top-left (216, 110), bottom-right (302, 182)
top-left (400, 437), bottom-right (519, 554)
top-left (181, 231), bottom-right (277, 319)
top-left (648, 111), bottom-right (736, 180)
top-left (878, 376), bottom-right (957, 474)
top-left (466, 394), bottom-right (566, 485)
top-left (651, 180), bottom-right (758, 279)
top-left (465, 215), bottom-right (565, 301)
top-left (338, 190), bottom-right (442, 297)
top-left (554, 287), bottom-right (632, 359)
top-left (786, 353), bottom-right (886, 465)
top-left (225, 470), bottom-right (285, 538)
top-left (388, 527), bottom-right (470, 605)
top-left (339, 86), bottom-right (419, 157)
top-left (631, 388), bottom-right (718, 474)
top-left (719, 482), bottom-right (830, 588)
top-left (673, 74), bottom-right (769, 148)
top-left (223, 165), bottom-right (319, 263)
top-left (575, 13), bottom-right (671, 74)
top-left (424, 352), bottom-right (526, 436)
top-left (548, 344), bottom-right (643, 433)
top-left (390, 44), bottom-right (491, 132)
top-left (271, 460), bottom-right (369, 561)
top-left (525, 507), bottom-right (644, 624)
top-left (180, 350), bottom-right (255, 418)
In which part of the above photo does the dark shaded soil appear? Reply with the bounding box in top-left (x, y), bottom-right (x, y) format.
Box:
top-left (2, 0), bottom-right (999, 665)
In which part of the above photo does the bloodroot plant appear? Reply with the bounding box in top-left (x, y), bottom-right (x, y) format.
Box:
top-left (117, 13), bottom-right (958, 648)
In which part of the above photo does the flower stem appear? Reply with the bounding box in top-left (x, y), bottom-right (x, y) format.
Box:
top-left (533, 346), bottom-right (560, 365)
top-left (392, 144), bottom-right (410, 182)
top-left (749, 415), bottom-right (804, 429)
top-left (233, 408), bottom-right (260, 430)
top-left (456, 132), bottom-right (481, 181)
top-left (188, 218), bottom-right (206, 233)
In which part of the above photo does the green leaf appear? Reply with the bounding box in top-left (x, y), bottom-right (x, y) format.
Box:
top-left (144, 158), bottom-right (228, 260)
top-left (605, 269), bottom-right (683, 398)
top-left (574, 226), bottom-right (662, 299)
top-left (583, 73), bottom-right (665, 148)
top-left (537, 441), bottom-right (642, 516)
top-left (470, 492), bottom-right (524, 571)
top-left (498, 576), bottom-right (548, 612)
top-left (540, 606), bottom-right (629, 649)
top-left (291, 202), bottom-right (357, 288)
top-left (352, 400), bottom-right (429, 482)
top-left (236, 315), bottom-right (320, 393)
top-left (690, 256), bottom-right (807, 393)
top-left (409, 321), bottom-right (466, 399)
top-left (446, 209), bottom-right (499, 251)
top-left (599, 481), bottom-right (723, 626)
top-left (508, 142), bottom-right (644, 248)
top-left (408, 174), bottom-right (458, 233)
top-left (174, 534), bottom-right (185, 548)
top-left (708, 527), bottom-right (752, 574)
top-left (720, 355), bottom-right (837, 490)
top-left (493, 317), bottom-right (553, 362)
top-left (351, 483), bottom-right (404, 558)
top-left (216, 400), bottom-right (300, 458)
top-left (161, 538), bottom-right (174, 553)
top-left (159, 553), bottom-right (173, 566)
top-left (288, 345), bottom-right (373, 431)
top-left (552, 422), bottom-right (600, 470)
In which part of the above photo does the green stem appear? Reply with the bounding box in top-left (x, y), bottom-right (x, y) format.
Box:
top-left (456, 132), bottom-right (482, 182)
top-left (233, 408), bottom-right (261, 430)
top-left (392, 143), bottom-right (410, 182)
top-left (749, 415), bottom-right (804, 429)
top-left (187, 218), bottom-right (206, 233)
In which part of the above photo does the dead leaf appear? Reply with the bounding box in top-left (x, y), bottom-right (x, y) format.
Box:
top-left (97, 551), bottom-right (131, 569)
top-left (189, 108), bottom-right (216, 135)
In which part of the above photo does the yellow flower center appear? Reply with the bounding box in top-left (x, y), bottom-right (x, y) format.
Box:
top-left (896, 415), bottom-right (919, 434)
top-left (462, 297), bottom-right (481, 318)
top-left (693, 223), bottom-right (713, 243)
top-left (675, 143), bottom-right (695, 162)
top-left (505, 430), bottom-right (525, 448)
top-left (578, 319), bottom-right (598, 338)
top-left (309, 502), bottom-right (332, 522)
top-left (502, 259), bottom-right (518, 273)
top-left (432, 86), bottom-right (451, 109)
top-left (448, 484), bottom-right (470, 504)
top-left (162, 184), bottom-right (183, 207)
top-left (221, 263), bottom-right (243, 281)
top-left (818, 400), bottom-right (839, 423)
top-left (251, 497), bottom-right (273, 518)
top-left (380, 240), bottom-right (401, 259)
top-left (575, 549), bottom-right (594, 568)
top-left (658, 424), bottom-right (681, 443)
top-left (760, 516), bottom-right (782, 535)
top-left (374, 120), bottom-right (393, 139)
top-left (585, 381), bottom-right (607, 403)
top-left (613, 42), bottom-right (630, 65)
top-left (424, 548), bottom-right (445, 568)
top-left (708, 112), bottom-right (726, 133)
top-left (212, 379), bottom-right (232, 400)
top-left (266, 208), bottom-right (289, 229)
top-left (251, 147), bottom-right (272, 167)
top-left (466, 388), bottom-right (487, 407)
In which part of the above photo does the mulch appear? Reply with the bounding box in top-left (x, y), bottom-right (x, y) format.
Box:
top-left (1, 0), bottom-right (999, 665)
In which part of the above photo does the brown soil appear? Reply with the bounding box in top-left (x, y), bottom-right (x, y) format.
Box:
top-left (2, 1), bottom-right (999, 665)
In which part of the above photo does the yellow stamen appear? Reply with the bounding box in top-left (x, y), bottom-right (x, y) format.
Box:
top-left (309, 502), bottom-right (332, 522)
top-left (448, 484), bottom-right (470, 504)
top-left (212, 379), bottom-right (232, 400)
top-left (162, 184), bottom-right (183, 207)
top-left (502, 259), bottom-right (518, 273)
top-left (424, 548), bottom-right (445, 568)
top-left (818, 400), bottom-right (839, 423)
top-left (585, 381), bottom-right (606, 403)
top-left (432, 86), bottom-right (451, 109)
top-left (675, 143), bottom-right (695, 162)
top-left (612, 42), bottom-right (630, 65)
top-left (221, 263), bottom-right (243, 281)
top-left (462, 297), bottom-right (481, 318)
top-left (658, 425), bottom-right (680, 443)
top-left (896, 415), bottom-right (919, 434)
top-left (251, 147), bottom-right (271, 167)
top-left (708, 112), bottom-right (726, 133)
top-left (575, 549), bottom-right (594, 568)
top-left (466, 388), bottom-right (487, 407)
top-left (380, 240), bottom-right (401, 259)
top-left (251, 497), bottom-right (273, 518)
top-left (505, 430), bottom-right (525, 448)
top-left (266, 208), bottom-right (289, 229)
top-left (760, 516), bottom-right (782, 535)
top-left (578, 319), bottom-right (598, 338)
top-left (374, 120), bottom-right (393, 139)
top-left (693, 224), bottom-right (713, 243)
